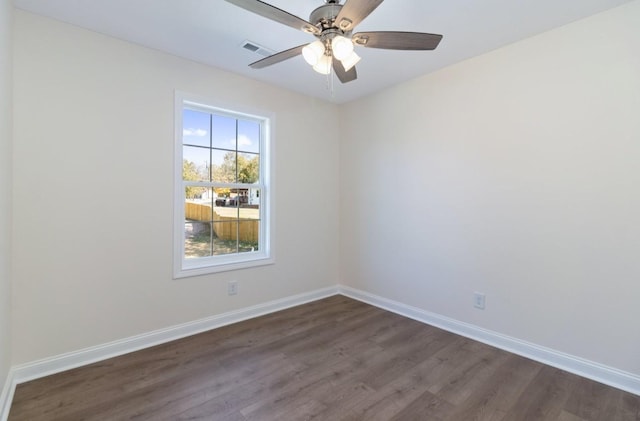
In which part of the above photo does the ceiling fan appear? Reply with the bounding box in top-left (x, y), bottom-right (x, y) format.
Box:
top-left (224, 0), bottom-right (443, 83)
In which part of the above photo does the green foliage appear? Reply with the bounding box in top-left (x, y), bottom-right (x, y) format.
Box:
top-left (183, 159), bottom-right (206, 199)
top-left (238, 154), bottom-right (259, 184)
top-left (183, 159), bottom-right (199, 181)
top-left (212, 152), bottom-right (236, 183)
top-left (183, 152), bottom-right (259, 199)
top-left (212, 152), bottom-right (259, 184)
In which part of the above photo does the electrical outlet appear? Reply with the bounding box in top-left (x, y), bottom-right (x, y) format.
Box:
top-left (474, 292), bottom-right (486, 310)
top-left (228, 281), bottom-right (238, 296)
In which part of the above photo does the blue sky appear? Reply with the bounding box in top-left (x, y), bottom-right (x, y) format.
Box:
top-left (182, 108), bottom-right (260, 171)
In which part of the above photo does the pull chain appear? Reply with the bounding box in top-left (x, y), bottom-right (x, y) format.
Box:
top-left (324, 62), bottom-right (335, 99)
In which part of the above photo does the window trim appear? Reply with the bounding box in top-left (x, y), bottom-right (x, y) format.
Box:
top-left (173, 91), bottom-right (275, 278)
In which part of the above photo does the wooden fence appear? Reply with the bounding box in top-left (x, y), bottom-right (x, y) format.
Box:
top-left (185, 202), bottom-right (259, 243)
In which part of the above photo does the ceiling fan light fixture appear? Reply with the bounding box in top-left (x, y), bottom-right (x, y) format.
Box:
top-left (302, 40), bottom-right (325, 66)
top-left (331, 35), bottom-right (354, 61)
top-left (312, 54), bottom-right (332, 75)
top-left (340, 51), bottom-right (361, 72)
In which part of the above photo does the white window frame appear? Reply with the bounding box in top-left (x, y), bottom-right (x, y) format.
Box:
top-left (174, 91), bottom-right (274, 278)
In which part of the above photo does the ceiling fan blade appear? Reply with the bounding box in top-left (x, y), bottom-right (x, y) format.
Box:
top-left (224, 0), bottom-right (320, 35)
top-left (353, 31), bottom-right (443, 50)
top-left (332, 56), bottom-right (357, 84)
top-left (249, 44), bottom-right (305, 69)
top-left (335, 0), bottom-right (384, 32)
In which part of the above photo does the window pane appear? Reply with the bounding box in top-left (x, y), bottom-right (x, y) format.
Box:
top-left (185, 185), bottom-right (212, 217)
top-left (184, 188), bottom-right (214, 259)
top-left (212, 114), bottom-right (237, 150)
top-left (238, 119), bottom-right (260, 154)
top-left (240, 188), bottom-right (260, 217)
top-left (184, 185), bottom-right (210, 202)
top-left (213, 188), bottom-right (231, 207)
top-left (212, 221), bottom-right (238, 255)
top-left (238, 152), bottom-right (260, 184)
top-left (226, 191), bottom-right (241, 209)
top-left (183, 109), bottom-right (210, 147)
top-left (213, 190), bottom-right (226, 208)
top-left (185, 221), bottom-right (212, 259)
top-left (211, 149), bottom-right (236, 183)
top-left (214, 200), bottom-right (239, 219)
top-left (239, 220), bottom-right (259, 253)
top-left (183, 146), bottom-right (210, 182)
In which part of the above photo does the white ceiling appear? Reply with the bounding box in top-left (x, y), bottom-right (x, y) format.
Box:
top-left (12, 0), bottom-right (632, 103)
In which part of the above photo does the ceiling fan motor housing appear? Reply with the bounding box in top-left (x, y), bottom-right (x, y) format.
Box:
top-left (310, 3), bottom-right (344, 32)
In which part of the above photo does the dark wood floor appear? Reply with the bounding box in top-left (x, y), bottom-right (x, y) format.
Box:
top-left (8, 295), bottom-right (640, 420)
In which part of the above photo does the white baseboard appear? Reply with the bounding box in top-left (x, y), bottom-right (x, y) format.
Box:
top-left (338, 284), bottom-right (640, 397)
top-left (0, 369), bottom-right (15, 421)
top-left (0, 286), bottom-right (339, 420)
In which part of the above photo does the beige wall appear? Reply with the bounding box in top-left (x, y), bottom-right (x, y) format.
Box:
top-left (11, 11), bottom-right (340, 363)
top-left (339, 1), bottom-right (640, 375)
top-left (0, 0), bottom-right (13, 388)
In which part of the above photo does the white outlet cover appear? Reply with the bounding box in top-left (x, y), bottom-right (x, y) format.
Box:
top-left (228, 281), bottom-right (238, 296)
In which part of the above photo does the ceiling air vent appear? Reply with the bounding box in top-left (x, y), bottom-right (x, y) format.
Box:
top-left (241, 40), bottom-right (274, 57)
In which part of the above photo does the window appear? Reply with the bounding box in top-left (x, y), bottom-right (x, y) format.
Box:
top-left (174, 93), bottom-right (273, 277)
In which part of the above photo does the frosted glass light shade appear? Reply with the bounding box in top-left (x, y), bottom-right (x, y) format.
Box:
top-left (331, 36), bottom-right (354, 61)
top-left (302, 40), bottom-right (325, 66)
top-left (340, 51), bottom-right (361, 71)
top-left (313, 54), bottom-right (332, 75)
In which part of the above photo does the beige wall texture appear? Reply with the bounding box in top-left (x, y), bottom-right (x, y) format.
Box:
top-left (0, 0), bottom-right (13, 390)
top-left (339, 1), bottom-right (640, 376)
top-left (11, 11), bottom-right (340, 364)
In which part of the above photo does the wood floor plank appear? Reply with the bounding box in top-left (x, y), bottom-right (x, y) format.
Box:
top-left (420, 337), bottom-right (498, 397)
top-left (442, 353), bottom-right (543, 421)
top-left (503, 366), bottom-right (578, 420)
top-left (556, 411), bottom-right (588, 421)
top-left (236, 344), bottom-right (384, 420)
top-left (76, 352), bottom-right (302, 420)
top-left (149, 355), bottom-right (308, 421)
top-left (433, 343), bottom-right (508, 406)
top-left (332, 355), bottom-right (456, 420)
top-left (356, 325), bottom-right (459, 391)
top-left (8, 296), bottom-right (640, 421)
top-left (600, 388), bottom-right (640, 421)
top-left (564, 376), bottom-right (616, 420)
top-left (388, 389), bottom-right (454, 421)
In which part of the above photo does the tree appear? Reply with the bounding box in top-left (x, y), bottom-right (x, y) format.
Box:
top-left (238, 154), bottom-right (259, 184)
top-left (183, 159), bottom-right (206, 199)
top-left (212, 152), bottom-right (259, 185)
top-left (183, 159), bottom-right (198, 181)
top-left (212, 152), bottom-right (236, 184)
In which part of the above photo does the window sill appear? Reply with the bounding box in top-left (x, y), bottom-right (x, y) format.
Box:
top-left (174, 255), bottom-right (275, 279)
